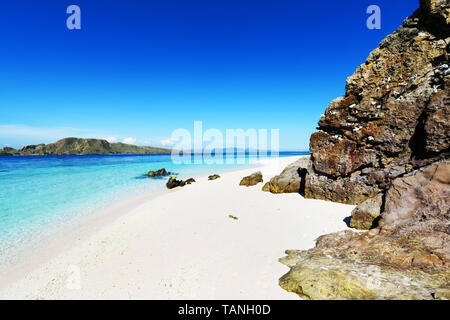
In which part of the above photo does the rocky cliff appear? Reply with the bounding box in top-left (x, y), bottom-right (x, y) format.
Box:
top-left (0, 138), bottom-right (172, 155)
top-left (306, 0), bottom-right (449, 205)
top-left (278, 0), bottom-right (450, 299)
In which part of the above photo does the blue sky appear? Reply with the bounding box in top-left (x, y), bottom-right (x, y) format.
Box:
top-left (0, 0), bottom-right (418, 150)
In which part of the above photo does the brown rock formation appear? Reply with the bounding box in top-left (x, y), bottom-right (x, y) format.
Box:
top-left (281, 160), bottom-right (450, 299)
top-left (381, 161), bottom-right (449, 227)
top-left (303, 0), bottom-right (449, 204)
top-left (279, 0), bottom-right (450, 299)
top-left (239, 171), bottom-right (263, 186)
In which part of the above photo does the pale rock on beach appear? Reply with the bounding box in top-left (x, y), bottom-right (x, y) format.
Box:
top-left (0, 156), bottom-right (355, 300)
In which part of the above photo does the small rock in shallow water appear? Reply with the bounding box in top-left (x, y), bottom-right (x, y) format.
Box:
top-left (228, 215), bottom-right (238, 220)
top-left (147, 168), bottom-right (170, 177)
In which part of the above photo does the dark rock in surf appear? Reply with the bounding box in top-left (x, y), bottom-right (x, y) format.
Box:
top-left (166, 176), bottom-right (185, 189)
top-left (148, 168), bottom-right (171, 177)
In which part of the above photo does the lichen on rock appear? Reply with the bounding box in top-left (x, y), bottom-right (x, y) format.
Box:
top-left (281, 161), bottom-right (450, 299)
top-left (280, 236), bottom-right (450, 300)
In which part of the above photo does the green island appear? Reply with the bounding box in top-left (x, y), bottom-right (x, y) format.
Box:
top-left (0, 137), bottom-right (172, 155)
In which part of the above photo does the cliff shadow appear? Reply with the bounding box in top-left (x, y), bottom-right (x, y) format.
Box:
top-left (298, 168), bottom-right (307, 197)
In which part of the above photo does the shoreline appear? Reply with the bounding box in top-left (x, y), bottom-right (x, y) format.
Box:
top-left (0, 187), bottom-right (169, 290)
top-left (0, 159), bottom-right (265, 289)
top-left (0, 156), bottom-right (355, 299)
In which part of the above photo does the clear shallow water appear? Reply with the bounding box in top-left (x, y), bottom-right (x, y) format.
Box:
top-left (0, 152), bottom-right (307, 266)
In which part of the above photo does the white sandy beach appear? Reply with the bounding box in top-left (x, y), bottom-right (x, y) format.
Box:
top-left (0, 156), bottom-right (355, 299)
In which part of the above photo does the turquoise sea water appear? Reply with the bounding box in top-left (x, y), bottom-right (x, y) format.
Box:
top-left (0, 152), bottom-right (307, 266)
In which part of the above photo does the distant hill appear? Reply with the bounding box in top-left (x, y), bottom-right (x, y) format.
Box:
top-left (0, 138), bottom-right (172, 155)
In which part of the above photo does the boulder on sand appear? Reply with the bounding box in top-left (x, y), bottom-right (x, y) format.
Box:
top-left (208, 174), bottom-right (220, 180)
top-left (262, 157), bottom-right (312, 193)
top-left (239, 171), bottom-right (263, 186)
top-left (349, 194), bottom-right (383, 230)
